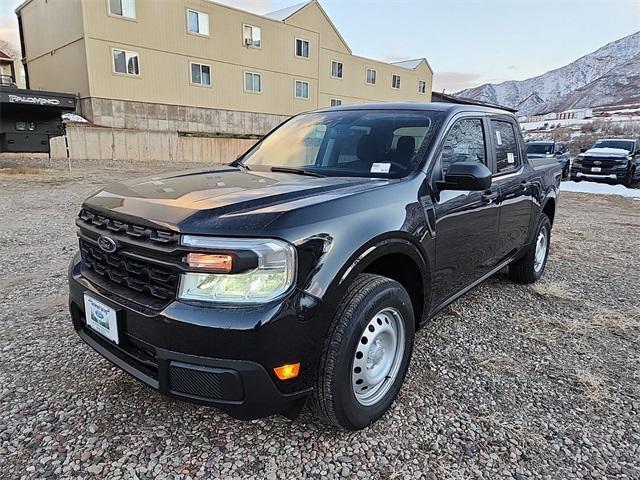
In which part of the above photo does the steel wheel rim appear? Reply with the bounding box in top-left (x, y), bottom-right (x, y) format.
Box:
top-left (534, 227), bottom-right (548, 273)
top-left (351, 307), bottom-right (406, 407)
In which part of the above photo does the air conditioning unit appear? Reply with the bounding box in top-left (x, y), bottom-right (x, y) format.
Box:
top-left (244, 38), bottom-right (253, 46)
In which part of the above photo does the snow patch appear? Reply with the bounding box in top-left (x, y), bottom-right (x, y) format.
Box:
top-left (586, 147), bottom-right (631, 156)
top-left (561, 181), bottom-right (640, 198)
top-left (62, 113), bottom-right (88, 123)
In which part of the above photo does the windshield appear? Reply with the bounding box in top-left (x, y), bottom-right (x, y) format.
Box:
top-left (239, 110), bottom-right (443, 178)
top-left (591, 140), bottom-right (634, 152)
top-left (527, 143), bottom-right (554, 154)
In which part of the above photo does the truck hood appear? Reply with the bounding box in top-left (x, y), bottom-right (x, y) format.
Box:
top-left (83, 166), bottom-right (392, 234)
top-left (583, 147), bottom-right (631, 158)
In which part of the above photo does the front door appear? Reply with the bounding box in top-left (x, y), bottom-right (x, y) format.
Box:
top-left (488, 117), bottom-right (533, 261)
top-left (429, 116), bottom-right (501, 305)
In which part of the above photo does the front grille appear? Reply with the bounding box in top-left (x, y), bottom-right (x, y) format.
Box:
top-left (78, 209), bottom-right (180, 246)
top-left (80, 239), bottom-right (178, 303)
top-left (581, 157), bottom-right (625, 168)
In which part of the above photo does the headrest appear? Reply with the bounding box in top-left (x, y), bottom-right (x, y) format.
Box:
top-left (396, 136), bottom-right (415, 155)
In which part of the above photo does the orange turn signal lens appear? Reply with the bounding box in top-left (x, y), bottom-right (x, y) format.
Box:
top-left (186, 253), bottom-right (233, 272)
top-left (273, 363), bottom-right (300, 380)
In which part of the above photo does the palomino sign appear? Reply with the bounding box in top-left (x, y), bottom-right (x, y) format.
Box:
top-left (7, 94), bottom-right (61, 106)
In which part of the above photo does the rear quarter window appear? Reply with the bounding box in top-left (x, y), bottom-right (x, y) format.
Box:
top-left (491, 120), bottom-right (521, 173)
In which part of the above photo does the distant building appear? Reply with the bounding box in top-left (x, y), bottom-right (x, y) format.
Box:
top-left (0, 45), bottom-right (25, 88)
top-left (518, 108), bottom-right (593, 124)
top-left (16, 0), bottom-right (433, 138)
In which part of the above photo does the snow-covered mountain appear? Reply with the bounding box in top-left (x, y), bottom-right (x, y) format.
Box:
top-left (457, 31), bottom-right (640, 115)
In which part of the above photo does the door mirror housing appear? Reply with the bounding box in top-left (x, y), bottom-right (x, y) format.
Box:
top-left (440, 162), bottom-right (492, 191)
top-left (580, 147), bottom-right (587, 153)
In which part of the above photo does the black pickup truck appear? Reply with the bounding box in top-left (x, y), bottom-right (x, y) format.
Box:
top-left (69, 103), bottom-right (560, 430)
top-left (571, 138), bottom-right (640, 186)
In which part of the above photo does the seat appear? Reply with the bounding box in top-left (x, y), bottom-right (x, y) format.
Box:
top-left (392, 136), bottom-right (415, 165)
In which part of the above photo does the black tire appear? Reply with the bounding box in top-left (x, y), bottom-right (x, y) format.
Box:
top-left (624, 168), bottom-right (635, 188)
top-left (509, 214), bottom-right (551, 284)
top-left (311, 273), bottom-right (415, 430)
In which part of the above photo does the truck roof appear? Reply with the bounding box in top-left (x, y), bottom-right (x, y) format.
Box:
top-left (315, 102), bottom-right (516, 116)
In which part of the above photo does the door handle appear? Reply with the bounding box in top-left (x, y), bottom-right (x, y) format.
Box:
top-left (481, 191), bottom-right (499, 205)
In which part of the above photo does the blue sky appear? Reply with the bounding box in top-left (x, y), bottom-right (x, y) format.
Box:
top-left (1, 0), bottom-right (639, 92)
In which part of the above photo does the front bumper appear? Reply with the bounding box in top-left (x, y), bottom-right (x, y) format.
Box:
top-left (68, 253), bottom-right (322, 420)
top-left (571, 166), bottom-right (629, 182)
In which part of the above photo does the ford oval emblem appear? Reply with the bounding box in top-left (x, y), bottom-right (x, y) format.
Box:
top-left (97, 235), bottom-right (117, 253)
top-left (593, 160), bottom-right (601, 165)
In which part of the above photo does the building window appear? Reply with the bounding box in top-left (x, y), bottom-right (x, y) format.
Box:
top-left (113, 49), bottom-right (139, 76)
top-left (243, 24), bottom-right (261, 48)
top-left (108, 0), bottom-right (135, 19)
top-left (331, 60), bottom-right (343, 79)
top-left (187, 9), bottom-right (209, 36)
top-left (330, 98), bottom-right (342, 107)
top-left (295, 38), bottom-right (309, 58)
top-left (245, 71), bottom-right (262, 93)
top-left (190, 62), bottom-right (211, 86)
top-left (295, 80), bottom-right (309, 99)
top-left (392, 74), bottom-right (401, 89)
top-left (418, 80), bottom-right (426, 94)
top-left (366, 68), bottom-right (376, 85)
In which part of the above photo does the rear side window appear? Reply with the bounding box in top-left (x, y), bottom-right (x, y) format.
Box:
top-left (491, 120), bottom-right (520, 173)
top-left (439, 118), bottom-right (486, 174)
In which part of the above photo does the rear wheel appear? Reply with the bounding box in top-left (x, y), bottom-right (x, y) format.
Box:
top-left (311, 274), bottom-right (415, 430)
top-left (509, 214), bottom-right (551, 284)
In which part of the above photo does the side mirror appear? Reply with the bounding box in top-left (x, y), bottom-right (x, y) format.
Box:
top-left (580, 147), bottom-right (587, 153)
top-left (441, 162), bottom-right (492, 191)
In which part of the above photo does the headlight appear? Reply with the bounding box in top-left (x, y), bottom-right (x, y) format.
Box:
top-left (178, 236), bottom-right (296, 303)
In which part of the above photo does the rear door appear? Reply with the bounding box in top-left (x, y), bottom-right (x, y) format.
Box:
top-left (488, 117), bottom-right (534, 261)
top-left (428, 115), bottom-right (501, 305)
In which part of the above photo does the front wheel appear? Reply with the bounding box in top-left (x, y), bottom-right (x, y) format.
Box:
top-left (311, 274), bottom-right (415, 430)
top-left (624, 168), bottom-right (636, 187)
top-left (509, 214), bottom-right (551, 283)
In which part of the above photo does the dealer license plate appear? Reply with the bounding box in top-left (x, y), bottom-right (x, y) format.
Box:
top-left (591, 167), bottom-right (601, 173)
top-left (84, 294), bottom-right (119, 344)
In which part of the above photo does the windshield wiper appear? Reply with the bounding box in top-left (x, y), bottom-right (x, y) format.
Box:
top-left (270, 166), bottom-right (325, 177)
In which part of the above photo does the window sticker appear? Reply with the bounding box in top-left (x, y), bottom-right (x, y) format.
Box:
top-left (370, 163), bottom-right (391, 173)
top-left (495, 130), bottom-right (503, 145)
top-left (507, 152), bottom-right (515, 164)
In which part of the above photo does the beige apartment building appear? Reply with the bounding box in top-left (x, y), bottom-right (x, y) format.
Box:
top-left (17, 0), bottom-right (432, 135)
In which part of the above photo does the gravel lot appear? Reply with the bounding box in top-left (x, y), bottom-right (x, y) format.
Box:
top-left (1, 164), bottom-right (639, 480)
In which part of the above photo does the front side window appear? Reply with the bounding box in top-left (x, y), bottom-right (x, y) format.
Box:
top-left (240, 110), bottom-right (443, 178)
top-left (113, 49), bottom-right (139, 75)
top-left (440, 118), bottom-right (486, 174)
top-left (245, 72), bottom-right (261, 93)
top-left (108, 0), bottom-right (135, 19)
top-left (331, 61), bottom-right (343, 79)
top-left (295, 38), bottom-right (309, 58)
top-left (392, 74), bottom-right (401, 89)
top-left (491, 120), bottom-right (520, 173)
top-left (366, 68), bottom-right (376, 85)
top-left (295, 80), bottom-right (309, 99)
top-left (243, 24), bottom-right (261, 47)
top-left (187, 9), bottom-right (209, 35)
top-left (418, 80), bottom-right (426, 94)
top-left (190, 63), bottom-right (211, 85)
top-left (330, 98), bottom-right (342, 107)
